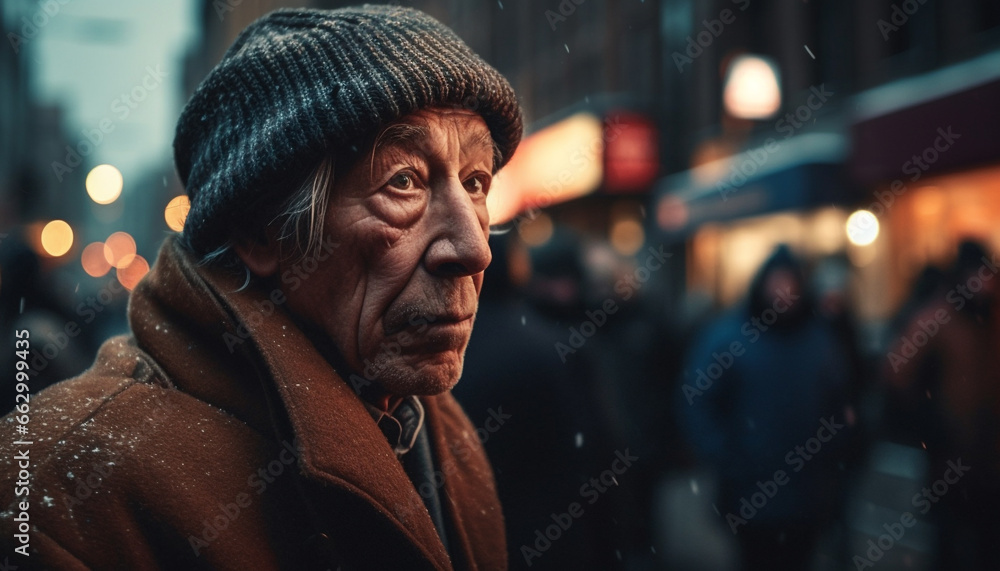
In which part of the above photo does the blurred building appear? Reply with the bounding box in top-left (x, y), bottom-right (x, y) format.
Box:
top-left (849, 52), bottom-right (1000, 320)
top-left (648, 0), bottom-right (1000, 337)
top-left (0, 1), bottom-right (201, 403)
top-left (0, 5), bottom-right (87, 232)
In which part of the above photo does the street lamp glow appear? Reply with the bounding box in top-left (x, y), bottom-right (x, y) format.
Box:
top-left (723, 55), bottom-right (782, 119)
top-left (82, 242), bottom-right (112, 277)
top-left (846, 210), bottom-right (879, 246)
top-left (86, 164), bottom-right (124, 205)
top-left (103, 231), bottom-right (137, 269)
top-left (610, 219), bottom-right (645, 256)
top-left (519, 212), bottom-right (554, 247)
top-left (164, 195), bottom-right (190, 232)
top-left (117, 255), bottom-right (150, 291)
top-left (40, 220), bottom-right (74, 257)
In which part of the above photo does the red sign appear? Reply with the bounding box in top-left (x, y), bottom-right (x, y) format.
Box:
top-left (603, 112), bottom-right (659, 193)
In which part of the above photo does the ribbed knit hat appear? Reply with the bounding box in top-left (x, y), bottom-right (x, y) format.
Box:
top-left (174, 5), bottom-right (522, 255)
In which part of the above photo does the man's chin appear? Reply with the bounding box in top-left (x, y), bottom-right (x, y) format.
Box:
top-left (373, 354), bottom-right (464, 396)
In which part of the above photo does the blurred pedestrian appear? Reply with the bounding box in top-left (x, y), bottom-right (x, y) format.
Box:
top-left (884, 240), bottom-right (1000, 570)
top-left (678, 245), bottom-right (853, 571)
top-left (0, 232), bottom-right (103, 411)
top-left (454, 232), bottom-right (620, 570)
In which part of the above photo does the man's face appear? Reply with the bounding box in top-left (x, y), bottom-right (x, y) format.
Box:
top-left (281, 108), bottom-right (494, 395)
top-left (764, 269), bottom-right (800, 306)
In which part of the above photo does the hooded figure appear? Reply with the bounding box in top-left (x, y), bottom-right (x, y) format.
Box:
top-left (0, 6), bottom-right (521, 570)
top-left (885, 240), bottom-right (1000, 570)
top-left (678, 245), bottom-right (851, 570)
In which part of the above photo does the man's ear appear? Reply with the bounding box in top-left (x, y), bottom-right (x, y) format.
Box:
top-left (233, 227), bottom-right (282, 277)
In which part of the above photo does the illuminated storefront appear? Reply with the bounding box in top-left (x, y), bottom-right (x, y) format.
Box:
top-left (850, 50), bottom-right (1000, 318)
top-left (653, 131), bottom-right (866, 307)
top-left (489, 104), bottom-right (659, 256)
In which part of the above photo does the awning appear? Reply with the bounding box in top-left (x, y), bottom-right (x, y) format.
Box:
top-left (850, 50), bottom-right (1000, 185)
top-left (653, 132), bottom-right (852, 238)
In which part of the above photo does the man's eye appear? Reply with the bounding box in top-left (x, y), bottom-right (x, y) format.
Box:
top-left (388, 172), bottom-right (415, 191)
top-left (464, 174), bottom-right (489, 194)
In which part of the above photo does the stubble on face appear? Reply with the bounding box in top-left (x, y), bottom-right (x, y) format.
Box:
top-left (288, 108), bottom-right (495, 396)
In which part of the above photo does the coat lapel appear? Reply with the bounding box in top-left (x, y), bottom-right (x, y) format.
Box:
top-left (131, 238), bottom-right (454, 569)
top-left (424, 396), bottom-right (508, 571)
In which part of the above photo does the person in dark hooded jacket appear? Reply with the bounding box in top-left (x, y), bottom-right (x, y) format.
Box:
top-left (678, 245), bottom-right (852, 570)
top-left (885, 240), bottom-right (1000, 571)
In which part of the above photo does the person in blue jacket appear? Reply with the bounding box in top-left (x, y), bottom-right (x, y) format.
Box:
top-left (679, 245), bottom-right (852, 570)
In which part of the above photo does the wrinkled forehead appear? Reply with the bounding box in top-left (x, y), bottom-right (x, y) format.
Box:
top-left (371, 108), bottom-right (499, 169)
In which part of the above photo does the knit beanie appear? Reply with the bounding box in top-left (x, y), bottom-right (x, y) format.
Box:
top-left (174, 5), bottom-right (522, 255)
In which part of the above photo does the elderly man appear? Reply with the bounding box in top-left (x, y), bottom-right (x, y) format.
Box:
top-left (0, 6), bottom-right (521, 570)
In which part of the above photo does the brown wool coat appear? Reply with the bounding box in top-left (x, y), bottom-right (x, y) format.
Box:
top-left (0, 237), bottom-right (507, 570)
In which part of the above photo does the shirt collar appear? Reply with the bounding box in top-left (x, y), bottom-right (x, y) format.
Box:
top-left (364, 396), bottom-right (425, 457)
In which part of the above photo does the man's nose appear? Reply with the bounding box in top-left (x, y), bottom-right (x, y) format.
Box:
top-left (424, 179), bottom-right (491, 278)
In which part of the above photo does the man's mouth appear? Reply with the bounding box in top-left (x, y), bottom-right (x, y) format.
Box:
top-left (382, 307), bottom-right (475, 337)
top-left (382, 313), bottom-right (475, 355)
top-left (421, 313), bottom-right (474, 330)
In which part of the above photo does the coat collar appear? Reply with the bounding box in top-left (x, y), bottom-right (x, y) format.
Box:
top-left (128, 237), bottom-right (466, 568)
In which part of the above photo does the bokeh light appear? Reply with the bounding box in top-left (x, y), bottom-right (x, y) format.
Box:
top-left (519, 212), bottom-right (554, 247)
top-left (40, 220), bottom-right (74, 257)
top-left (609, 219), bottom-right (645, 256)
top-left (723, 54), bottom-right (782, 119)
top-left (81, 242), bottom-right (112, 277)
top-left (117, 255), bottom-right (150, 291)
top-left (846, 210), bottom-right (880, 246)
top-left (103, 232), bottom-right (137, 269)
top-left (164, 195), bottom-right (190, 232)
top-left (86, 164), bottom-right (124, 205)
